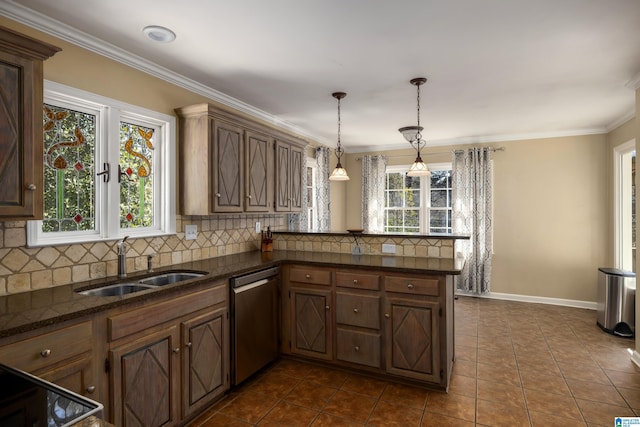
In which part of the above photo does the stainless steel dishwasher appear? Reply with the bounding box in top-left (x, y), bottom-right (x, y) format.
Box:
top-left (230, 266), bottom-right (280, 385)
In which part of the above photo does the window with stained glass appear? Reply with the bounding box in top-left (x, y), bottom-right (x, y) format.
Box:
top-left (27, 81), bottom-right (176, 246)
top-left (43, 104), bottom-right (96, 233)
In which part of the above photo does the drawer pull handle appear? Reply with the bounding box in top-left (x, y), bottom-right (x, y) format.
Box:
top-left (353, 279), bottom-right (358, 284)
top-left (305, 274), bottom-right (311, 279)
top-left (354, 346), bottom-right (360, 351)
top-left (27, 183), bottom-right (37, 191)
top-left (353, 308), bottom-right (359, 313)
top-left (407, 283), bottom-right (414, 289)
top-left (325, 305), bottom-right (330, 311)
top-left (216, 193), bottom-right (221, 198)
top-left (40, 349), bottom-right (51, 358)
top-left (186, 342), bottom-right (192, 348)
top-left (173, 347), bottom-right (180, 354)
top-left (86, 385), bottom-right (96, 394)
top-left (385, 313), bottom-right (390, 318)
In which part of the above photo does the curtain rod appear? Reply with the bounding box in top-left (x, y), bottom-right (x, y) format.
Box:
top-left (355, 146), bottom-right (505, 160)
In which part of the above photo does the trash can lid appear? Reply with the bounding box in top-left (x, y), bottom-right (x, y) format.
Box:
top-left (598, 267), bottom-right (636, 277)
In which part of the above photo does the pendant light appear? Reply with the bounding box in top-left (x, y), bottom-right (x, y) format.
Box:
top-left (399, 77), bottom-right (431, 177)
top-left (329, 92), bottom-right (350, 181)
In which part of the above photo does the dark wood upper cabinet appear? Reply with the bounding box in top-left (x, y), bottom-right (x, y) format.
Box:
top-left (176, 103), bottom-right (305, 215)
top-left (0, 26), bottom-right (60, 220)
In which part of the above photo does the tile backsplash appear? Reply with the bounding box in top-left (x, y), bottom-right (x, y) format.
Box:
top-left (0, 215), bottom-right (286, 295)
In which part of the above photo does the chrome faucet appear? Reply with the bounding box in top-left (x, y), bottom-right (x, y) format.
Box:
top-left (117, 236), bottom-right (130, 278)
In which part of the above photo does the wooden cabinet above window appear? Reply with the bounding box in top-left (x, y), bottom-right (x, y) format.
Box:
top-left (0, 26), bottom-right (60, 220)
top-left (175, 103), bottom-right (306, 215)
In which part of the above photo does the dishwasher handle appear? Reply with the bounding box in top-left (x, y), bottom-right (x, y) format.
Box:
top-left (231, 266), bottom-right (280, 288)
top-left (232, 278), bottom-right (270, 294)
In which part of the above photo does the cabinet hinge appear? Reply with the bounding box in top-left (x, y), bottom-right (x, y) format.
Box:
top-left (440, 369), bottom-right (444, 380)
top-left (227, 311), bottom-right (229, 320)
top-left (288, 340), bottom-right (291, 350)
top-left (104, 358), bottom-right (110, 374)
top-left (226, 373), bottom-right (229, 384)
top-left (288, 290), bottom-right (291, 299)
top-left (439, 307), bottom-right (443, 317)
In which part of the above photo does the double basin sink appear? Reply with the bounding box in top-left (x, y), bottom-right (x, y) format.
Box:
top-left (76, 271), bottom-right (206, 297)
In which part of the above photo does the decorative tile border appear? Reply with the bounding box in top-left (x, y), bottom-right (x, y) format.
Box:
top-left (0, 215), bottom-right (286, 295)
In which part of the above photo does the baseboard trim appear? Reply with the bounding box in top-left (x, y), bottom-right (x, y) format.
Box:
top-left (456, 291), bottom-right (597, 310)
top-left (630, 349), bottom-right (640, 368)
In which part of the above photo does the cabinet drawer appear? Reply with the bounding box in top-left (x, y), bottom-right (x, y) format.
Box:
top-left (0, 321), bottom-right (92, 373)
top-left (336, 271), bottom-right (380, 290)
top-left (289, 267), bottom-right (331, 286)
top-left (336, 328), bottom-right (381, 368)
top-left (385, 276), bottom-right (440, 296)
top-left (336, 292), bottom-right (380, 329)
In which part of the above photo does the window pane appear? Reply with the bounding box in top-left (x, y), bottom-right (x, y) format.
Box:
top-left (431, 189), bottom-right (448, 208)
top-left (120, 122), bottom-right (155, 229)
top-left (388, 191), bottom-right (403, 207)
top-left (386, 209), bottom-right (403, 228)
top-left (431, 170), bottom-right (450, 188)
top-left (430, 209), bottom-right (448, 228)
top-left (405, 209), bottom-right (419, 228)
top-left (405, 175), bottom-right (421, 189)
top-left (42, 104), bottom-right (96, 233)
top-left (406, 190), bottom-right (421, 207)
top-left (387, 173), bottom-right (404, 190)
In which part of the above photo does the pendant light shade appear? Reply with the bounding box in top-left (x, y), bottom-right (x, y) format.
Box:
top-left (329, 92), bottom-right (350, 181)
top-left (399, 78), bottom-right (431, 177)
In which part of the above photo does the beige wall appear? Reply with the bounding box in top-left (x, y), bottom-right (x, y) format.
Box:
top-left (338, 135), bottom-right (610, 303)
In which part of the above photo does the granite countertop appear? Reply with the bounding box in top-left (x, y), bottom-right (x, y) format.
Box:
top-left (273, 230), bottom-right (471, 240)
top-left (0, 250), bottom-right (463, 339)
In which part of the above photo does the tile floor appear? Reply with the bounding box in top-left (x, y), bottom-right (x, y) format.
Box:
top-left (188, 296), bottom-right (639, 426)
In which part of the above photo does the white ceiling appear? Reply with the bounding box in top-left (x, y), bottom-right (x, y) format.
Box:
top-left (2, 0), bottom-right (640, 152)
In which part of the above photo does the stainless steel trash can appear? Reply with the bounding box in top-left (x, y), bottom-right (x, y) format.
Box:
top-left (597, 268), bottom-right (636, 337)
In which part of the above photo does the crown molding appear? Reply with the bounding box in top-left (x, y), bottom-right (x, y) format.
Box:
top-left (607, 109), bottom-right (636, 132)
top-left (0, 0), bottom-right (320, 143)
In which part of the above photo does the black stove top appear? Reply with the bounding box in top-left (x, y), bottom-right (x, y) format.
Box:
top-left (0, 364), bottom-right (103, 427)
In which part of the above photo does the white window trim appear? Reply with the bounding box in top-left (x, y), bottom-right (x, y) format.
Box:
top-left (27, 81), bottom-right (176, 247)
top-left (614, 139), bottom-right (635, 270)
top-left (306, 156), bottom-right (317, 231)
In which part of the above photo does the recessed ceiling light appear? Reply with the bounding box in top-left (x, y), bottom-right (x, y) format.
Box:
top-left (142, 25), bottom-right (176, 43)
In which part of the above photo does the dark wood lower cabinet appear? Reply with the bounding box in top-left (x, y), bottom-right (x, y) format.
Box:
top-left (110, 326), bottom-right (180, 427)
top-left (290, 287), bottom-right (332, 361)
top-left (384, 298), bottom-right (441, 383)
top-left (181, 308), bottom-right (228, 419)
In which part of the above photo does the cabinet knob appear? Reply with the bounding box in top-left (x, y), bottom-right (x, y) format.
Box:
top-left (325, 305), bottom-right (330, 311)
top-left (186, 342), bottom-right (192, 348)
top-left (353, 279), bottom-right (358, 284)
top-left (353, 308), bottom-right (359, 313)
top-left (407, 283), bottom-right (414, 289)
top-left (305, 274), bottom-right (311, 279)
top-left (173, 347), bottom-right (180, 354)
top-left (384, 313), bottom-right (390, 319)
top-left (86, 385), bottom-right (96, 394)
top-left (27, 184), bottom-right (36, 191)
top-left (216, 193), bottom-right (221, 198)
top-left (40, 349), bottom-right (51, 358)
top-left (354, 346), bottom-right (360, 352)
top-left (247, 194), bottom-right (252, 199)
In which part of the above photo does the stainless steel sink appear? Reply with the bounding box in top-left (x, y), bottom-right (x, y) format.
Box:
top-left (76, 271), bottom-right (207, 297)
top-left (138, 272), bottom-right (205, 286)
top-left (78, 283), bottom-right (156, 297)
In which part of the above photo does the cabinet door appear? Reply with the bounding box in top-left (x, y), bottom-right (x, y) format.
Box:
top-left (213, 121), bottom-right (243, 212)
top-left (0, 50), bottom-right (41, 219)
top-left (245, 131), bottom-right (271, 212)
top-left (384, 298), bottom-right (441, 383)
top-left (289, 144), bottom-right (303, 211)
top-left (275, 140), bottom-right (291, 211)
top-left (110, 326), bottom-right (180, 427)
top-left (181, 307), bottom-right (229, 419)
top-left (290, 288), bottom-right (332, 360)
